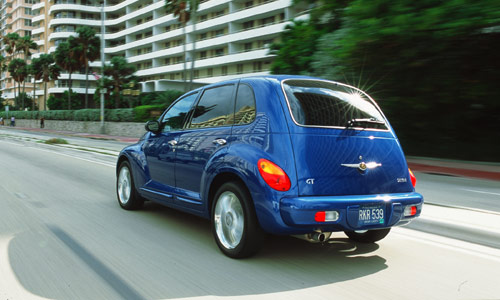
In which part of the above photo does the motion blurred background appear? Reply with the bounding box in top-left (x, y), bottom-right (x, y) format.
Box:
top-left (270, 0), bottom-right (500, 162)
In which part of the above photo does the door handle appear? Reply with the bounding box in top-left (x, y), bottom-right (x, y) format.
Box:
top-left (213, 138), bottom-right (227, 145)
top-left (168, 140), bottom-right (178, 146)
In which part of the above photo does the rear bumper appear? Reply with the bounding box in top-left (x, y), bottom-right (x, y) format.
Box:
top-left (280, 192), bottom-right (423, 232)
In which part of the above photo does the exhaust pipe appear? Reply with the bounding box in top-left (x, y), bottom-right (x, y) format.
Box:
top-left (293, 231), bottom-right (332, 243)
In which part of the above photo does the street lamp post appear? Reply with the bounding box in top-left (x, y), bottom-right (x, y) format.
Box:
top-left (100, 0), bottom-right (106, 134)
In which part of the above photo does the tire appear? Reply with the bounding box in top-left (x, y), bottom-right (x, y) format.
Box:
top-left (116, 160), bottom-right (144, 210)
top-left (211, 182), bottom-right (265, 258)
top-left (344, 228), bottom-right (391, 243)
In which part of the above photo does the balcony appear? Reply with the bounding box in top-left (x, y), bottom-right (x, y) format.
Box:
top-left (32, 1), bottom-right (45, 10)
top-left (31, 26), bottom-right (45, 35)
top-left (32, 14), bottom-right (44, 24)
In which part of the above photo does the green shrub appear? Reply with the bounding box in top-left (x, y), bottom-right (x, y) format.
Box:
top-left (139, 90), bottom-right (182, 106)
top-left (74, 109), bottom-right (100, 121)
top-left (107, 108), bottom-right (135, 122)
top-left (45, 138), bottom-right (69, 145)
top-left (134, 105), bottom-right (165, 122)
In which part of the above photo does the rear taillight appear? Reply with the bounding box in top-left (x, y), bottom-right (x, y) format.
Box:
top-left (315, 211), bottom-right (339, 222)
top-left (258, 159), bottom-right (291, 191)
top-left (404, 205), bottom-right (418, 217)
top-left (409, 168), bottom-right (417, 187)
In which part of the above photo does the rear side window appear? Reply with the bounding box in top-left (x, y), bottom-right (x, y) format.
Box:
top-left (234, 83), bottom-right (256, 125)
top-left (189, 84), bottom-right (235, 128)
top-left (282, 80), bottom-right (388, 130)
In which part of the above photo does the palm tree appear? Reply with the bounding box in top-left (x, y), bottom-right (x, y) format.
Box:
top-left (165, 0), bottom-right (199, 92)
top-left (0, 55), bottom-right (6, 74)
top-left (27, 64), bottom-right (41, 111)
top-left (3, 33), bottom-right (20, 104)
top-left (8, 59), bottom-right (27, 108)
top-left (4, 33), bottom-right (20, 57)
top-left (74, 26), bottom-right (100, 108)
top-left (0, 54), bottom-right (6, 109)
top-left (55, 39), bottom-right (81, 109)
top-left (103, 56), bottom-right (136, 108)
top-left (31, 54), bottom-right (61, 111)
top-left (17, 36), bottom-right (37, 62)
top-left (16, 36), bottom-right (37, 101)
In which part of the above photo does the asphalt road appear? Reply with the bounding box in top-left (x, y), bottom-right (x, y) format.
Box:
top-left (1, 132), bottom-right (500, 299)
top-left (415, 172), bottom-right (500, 213)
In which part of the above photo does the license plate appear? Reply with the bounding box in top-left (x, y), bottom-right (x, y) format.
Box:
top-left (358, 205), bottom-right (385, 226)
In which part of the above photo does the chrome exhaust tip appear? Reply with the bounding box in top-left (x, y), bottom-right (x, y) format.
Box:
top-left (293, 231), bottom-right (332, 243)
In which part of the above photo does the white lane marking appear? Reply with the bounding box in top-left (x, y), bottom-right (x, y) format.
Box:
top-left (1, 140), bottom-right (26, 147)
top-left (2, 136), bottom-right (119, 160)
top-left (461, 189), bottom-right (500, 197)
top-left (1, 137), bottom-right (115, 168)
top-left (25, 146), bottom-right (115, 168)
top-left (0, 235), bottom-right (49, 300)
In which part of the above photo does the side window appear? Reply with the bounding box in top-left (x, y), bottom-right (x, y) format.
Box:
top-left (189, 85), bottom-right (235, 128)
top-left (234, 83), bottom-right (256, 125)
top-left (161, 92), bottom-right (198, 132)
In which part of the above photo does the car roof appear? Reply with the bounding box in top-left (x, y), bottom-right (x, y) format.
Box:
top-left (189, 75), bottom-right (323, 94)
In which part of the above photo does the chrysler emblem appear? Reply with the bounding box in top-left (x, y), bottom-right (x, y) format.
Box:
top-left (341, 161), bottom-right (382, 172)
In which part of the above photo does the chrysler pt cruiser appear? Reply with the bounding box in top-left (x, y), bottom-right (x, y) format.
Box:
top-left (116, 76), bottom-right (424, 258)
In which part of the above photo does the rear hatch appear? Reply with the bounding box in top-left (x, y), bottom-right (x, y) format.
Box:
top-left (281, 79), bottom-right (414, 196)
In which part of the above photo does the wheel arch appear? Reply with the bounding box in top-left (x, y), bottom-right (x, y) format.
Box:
top-left (207, 172), bottom-right (251, 219)
top-left (116, 154), bottom-right (129, 175)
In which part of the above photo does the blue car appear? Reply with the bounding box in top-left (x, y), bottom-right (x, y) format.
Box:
top-left (116, 76), bottom-right (423, 258)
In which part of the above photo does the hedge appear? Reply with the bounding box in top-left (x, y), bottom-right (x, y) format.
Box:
top-left (0, 106), bottom-right (165, 123)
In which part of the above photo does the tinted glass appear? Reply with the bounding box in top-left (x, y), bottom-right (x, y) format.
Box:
top-left (161, 92), bottom-right (198, 132)
top-left (190, 85), bottom-right (235, 128)
top-left (234, 84), bottom-right (256, 125)
top-left (283, 80), bottom-right (387, 130)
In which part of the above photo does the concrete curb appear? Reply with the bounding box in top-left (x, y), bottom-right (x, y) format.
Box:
top-left (406, 218), bottom-right (500, 249)
top-left (404, 203), bottom-right (500, 249)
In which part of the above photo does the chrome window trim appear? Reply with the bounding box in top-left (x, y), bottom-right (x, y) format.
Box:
top-left (280, 78), bottom-right (391, 132)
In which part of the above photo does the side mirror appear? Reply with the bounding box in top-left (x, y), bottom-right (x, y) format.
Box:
top-left (145, 120), bottom-right (161, 134)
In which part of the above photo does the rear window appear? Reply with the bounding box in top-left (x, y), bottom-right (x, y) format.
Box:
top-left (282, 79), bottom-right (388, 130)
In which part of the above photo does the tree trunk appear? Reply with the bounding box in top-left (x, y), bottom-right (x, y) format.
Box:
top-left (68, 72), bottom-right (73, 110)
top-left (22, 80), bottom-right (26, 109)
top-left (18, 82), bottom-right (22, 110)
top-left (114, 85), bottom-right (120, 108)
top-left (32, 80), bottom-right (36, 111)
top-left (19, 81), bottom-right (26, 110)
top-left (44, 81), bottom-right (47, 111)
top-left (13, 81), bottom-right (17, 108)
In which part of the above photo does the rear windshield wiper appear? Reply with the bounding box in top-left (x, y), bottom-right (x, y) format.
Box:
top-left (346, 118), bottom-right (386, 127)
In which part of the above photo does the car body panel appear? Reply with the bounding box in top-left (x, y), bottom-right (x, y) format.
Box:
top-left (174, 126), bottom-right (232, 211)
top-left (117, 75), bottom-right (424, 236)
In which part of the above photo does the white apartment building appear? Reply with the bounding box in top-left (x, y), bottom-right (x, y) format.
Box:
top-left (1, 0), bottom-right (308, 109)
top-left (0, 0), bottom-right (36, 104)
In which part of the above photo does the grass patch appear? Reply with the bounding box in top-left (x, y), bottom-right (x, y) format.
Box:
top-left (45, 138), bottom-right (69, 145)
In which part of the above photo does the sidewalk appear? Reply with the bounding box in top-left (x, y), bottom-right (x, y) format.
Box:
top-left (0, 125), bottom-right (140, 144)
top-left (407, 156), bottom-right (500, 182)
